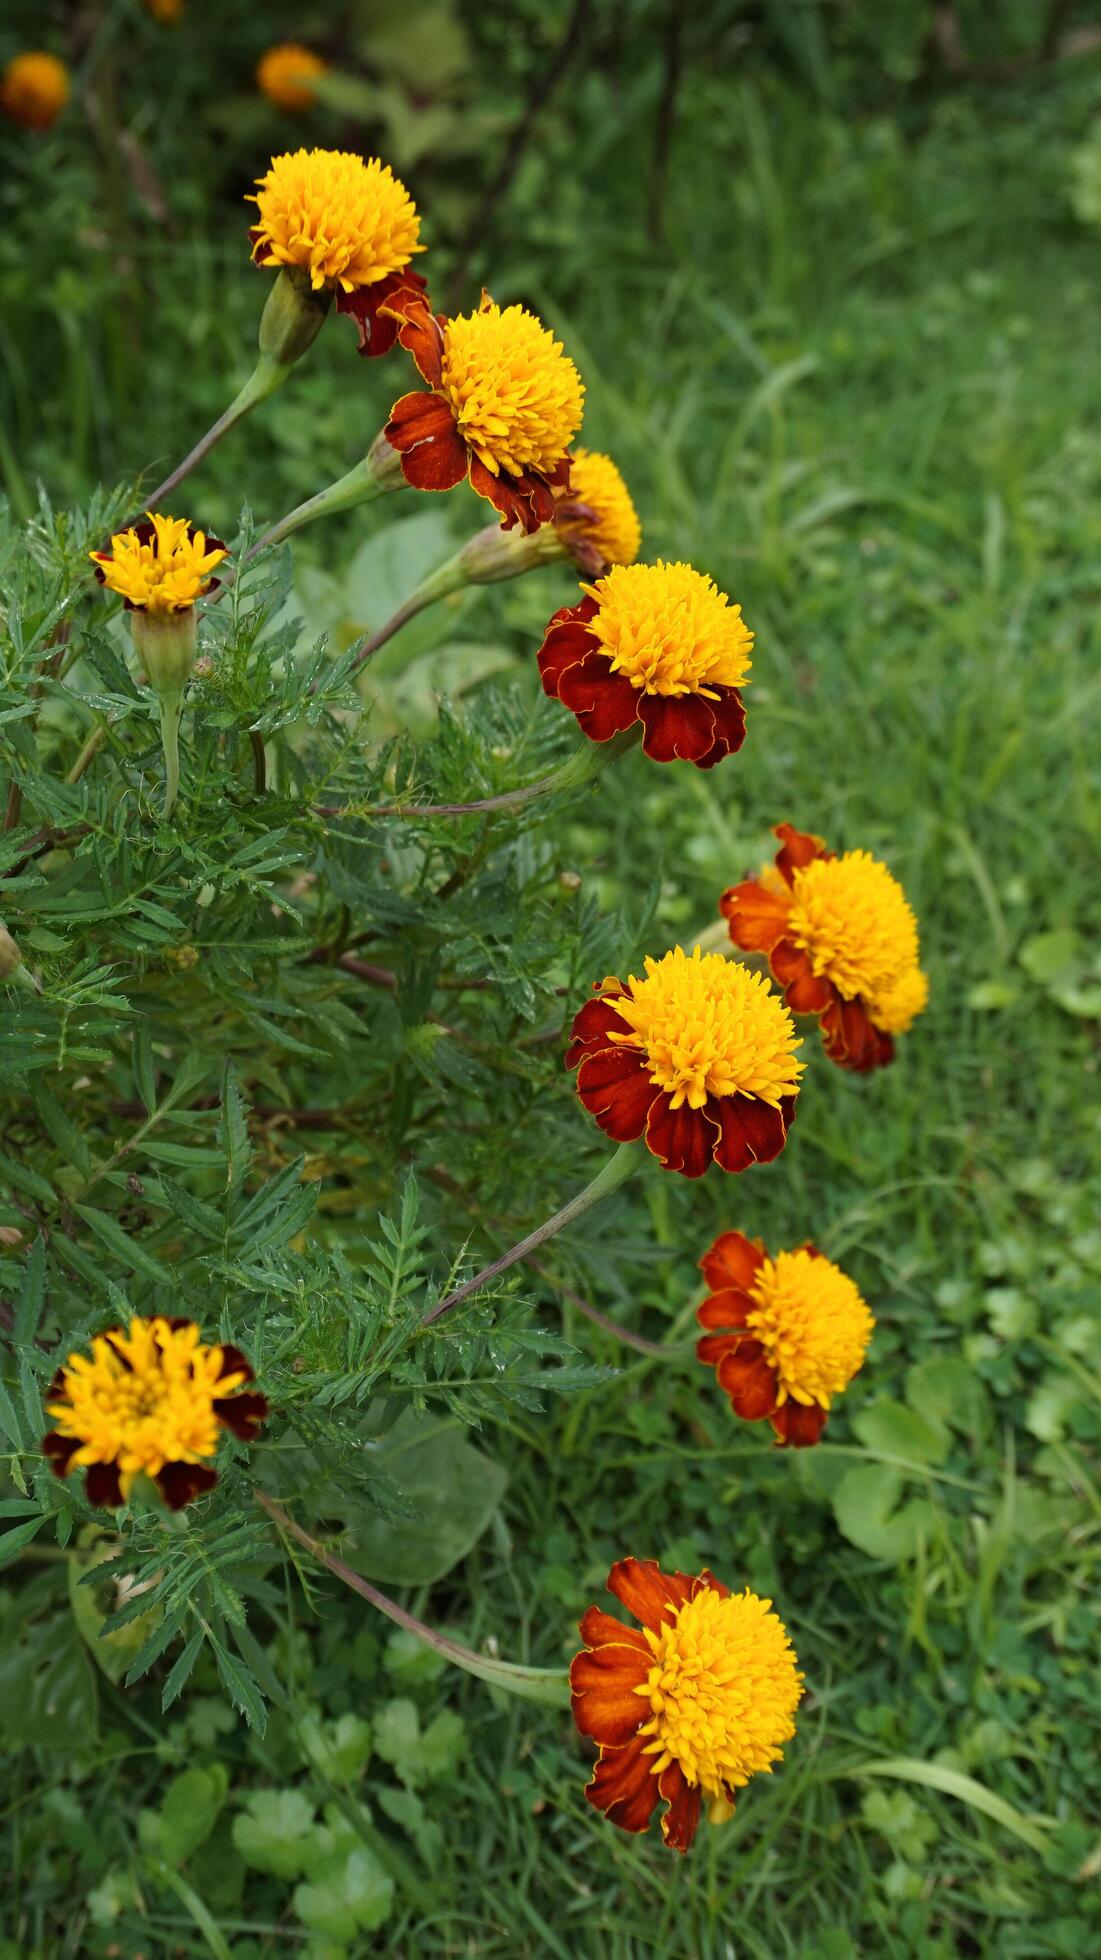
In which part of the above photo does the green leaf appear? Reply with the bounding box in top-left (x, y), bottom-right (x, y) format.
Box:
top-left (1018, 929), bottom-right (1079, 983)
top-left (850, 1757), bottom-right (1054, 1852)
top-left (67, 1530), bottom-right (163, 1684)
top-left (232, 1789), bottom-right (318, 1880)
top-left (300, 1710), bottom-right (373, 1784)
top-left (73, 1203), bottom-right (173, 1285)
top-left (0, 1613), bottom-right (97, 1749)
top-left (138, 1765), bottom-right (229, 1867)
top-left (832, 1465), bottom-right (936, 1562)
top-left (294, 1846), bottom-right (394, 1940)
top-left (0, 1512), bottom-right (46, 1572)
top-left (372, 1698), bottom-right (465, 1788)
top-left (851, 1397), bottom-right (948, 1466)
top-left (905, 1356), bottom-right (989, 1436)
top-left (336, 1411), bottom-right (507, 1586)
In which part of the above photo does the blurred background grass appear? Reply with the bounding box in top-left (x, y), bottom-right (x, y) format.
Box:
top-left (2, 2), bottom-right (1101, 1955)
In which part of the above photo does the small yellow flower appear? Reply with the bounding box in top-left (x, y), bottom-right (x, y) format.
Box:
top-left (248, 148), bottom-right (422, 295)
top-left (1, 51), bottom-right (70, 130)
top-left (556, 448), bottom-right (641, 572)
top-left (257, 43), bottom-right (328, 112)
top-left (43, 1317), bottom-right (268, 1510)
top-left (89, 513), bottom-right (227, 615)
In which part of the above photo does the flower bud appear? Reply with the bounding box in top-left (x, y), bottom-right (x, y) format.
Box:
top-left (0, 921), bottom-right (38, 992)
top-left (129, 608), bottom-right (198, 702)
top-left (257, 266), bottom-right (332, 371)
top-left (456, 520), bottom-right (566, 588)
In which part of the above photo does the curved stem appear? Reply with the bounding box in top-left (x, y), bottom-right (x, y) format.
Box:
top-left (424, 1142), bottom-right (637, 1326)
top-left (256, 1490), bottom-right (570, 1708)
top-left (316, 728), bottom-right (640, 824)
top-left (66, 723), bottom-right (107, 786)
top-left (142, 355), bottom-right (288, 512)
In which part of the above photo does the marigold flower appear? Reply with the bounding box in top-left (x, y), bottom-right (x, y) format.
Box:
top-left (42, 1317), bottom-right (268, 1511)
top-left (554, 447), bottom-right (641, 574)
top-left (89, 513), bottom-right (227, 615)
top-left (143, 0), bottom-right (185, 21)
top-left (539, 560), bottom-right (752, 766)
top-left (257, 43), bottom-right (328, 111)
top-left (567, 945), bottom-right (802, 1178)
top-left (248, 148), bottom-right (425, 358)
top-left (381, 288), bottom-right (584, 533)
top-left (571, 1558), bottom-right (802, 1852)
top-left (1, 52), bottom-right (70, 130)
top-left (721, 823), bottom-right (929, 1072)
top-left (697, 1232), bottom-right (873, 1446)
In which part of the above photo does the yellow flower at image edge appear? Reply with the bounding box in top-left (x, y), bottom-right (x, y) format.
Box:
top-left (571, 1559), bottom-right (802, 1851)
top-left (89, 513), bottom-right (227, 614)
top-left (555, 447), bottom-right (642, 573)
top-left (257, 43), bottom-right (328, 112)
top-left (43, 1317), bottom-right (268, 1510)
top-left (1, 51), bottom-right (70, 130)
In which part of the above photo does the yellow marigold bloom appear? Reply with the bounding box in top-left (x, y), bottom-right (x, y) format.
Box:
top-left (1, 51), bottom-right (70, 130)
top-left (721, 823), bottom-right (928, 1072)
top-left (568, 946), bottom-right (802, 1177)
top-left (43, 1317), bottom-right (267, 1510)
top-left (257, 43), bottom-right (328, 111)
top-left (555, 447), bottom-right (642, 573)
top-left (572, 1558), bottom-right (803, 1851)
top-left (90, 513), bottom-right (227, 615)
top-left (439, 300), bottom-right (584, 480)
top-left (248, 148), bottom-right (422, 296)
top-left (697, 1232), bottom-right (874, 1445)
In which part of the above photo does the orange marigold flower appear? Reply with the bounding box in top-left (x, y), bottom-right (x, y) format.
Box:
top-left (553, 447), bottom-right (641, 574)
top-left (697, 1231), bottom-right (874, 1446)
top-left (720, 822), bottom-right (929, 1072)
top-left (381, 287), bottom-right (584, 534)
top-left (42, 1317), bottom-right (268, 1511)
top-left (248, 148), bottom-right (426, 359)
top-left (1, 51), bottom-right (70, 130)
top-left (89, 513), bottom-right (227, 614)
top-left (539, 560), bottom-right (752, 767)
top-left (257, 43), bottom-right (328, 112)
top-left (571, 1558), bottom-right (803, 1852)
top-left (566, 945), bottom-right (802, 1178)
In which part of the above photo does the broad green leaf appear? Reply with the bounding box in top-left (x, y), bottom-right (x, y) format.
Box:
top-left (851, 1397), bottom-right (948, 1466)
top-left (233, 1789), bottom-right (317, 1880)
top-left (832, 1465), bottom-right (936, 1562)
top-left (336, 1411), bottom-right (507, 1586)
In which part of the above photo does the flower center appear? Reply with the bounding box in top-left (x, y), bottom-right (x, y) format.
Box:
top-left (609, 946), bottom-right (802, 1112)
top-left (248, 148), bottom-right (422, 293)
top-left (47, 1318), bottom-right (242, 1478)
top-left (91, 513), bottom-right (226, 615)
top-left (583, 561), bottom-right (753, 698)
top-left (746, 1248), bottom-right (874, 1407)
top-left (787, 851), bottom-right (920, 1001)
top-left (636, 1587), bottom-right (803, 1801)
top-left (559, 448), bottom-right (641, 568)
top-left (440, 300), bottom-right (584, 478)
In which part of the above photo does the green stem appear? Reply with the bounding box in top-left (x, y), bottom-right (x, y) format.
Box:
top-left (249, 432), bottom-right (403, 561)
top-left (143, 354), bottom-right (289, 512)
top-left (256, 1491), bottom-right (570, 1709)
top-left (66, 723), bottom-right (107, 786)
top-left (316, 727), bottom-right (641, 824)
top-left (158, 688), bottom-right (184, 821)
top-left (424, 1141), bottom-right (637, 1326)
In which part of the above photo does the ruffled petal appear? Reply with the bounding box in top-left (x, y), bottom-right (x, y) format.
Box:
top-left (213, 1390), bottom-right (269, 1442)
top-left (770, 938), bottom-right (835, 1016)
top-left (696, 1290), bottom-right (755, 1336)
top-left (556, 652), bottom-right (640, 741)
top-left (85, 1460), bottom-right (124, 1508)
top-left (645, 1095), bottom-right (718, 1178)
top-left (42, 1430), bottom-right (80, 1479)
top-left (658, 1760), bottom-right (702, 1852)
top-left (699, 1230), bottom-right (767, 1295)
top-left (337, 269), bottom-right (429, 359)
top-left (377, 286), bottom-right (445, 386)
top-left (820, 995), bottom-right (894, 1073)
top-left (576, 1046), bottom-right (657, 1142)
top-left (719, 879), bottom-right (792, 955)
top-left (565, 992), bottom-right (632, 1070)
top-left (584, 1731), bottom-right (660, 1835)
top-left (607, 1556), bottom-right (696, 1631)
top-left (716, 1343), bottom-right (780, 1420)
top-left (578, 1604), bottom-right (650, 1655)
top-left (468, 455), bottom-right (555, 536)
top-left (570, 1643), bottom-right (650, 1747)
top-left (691, 686), bottom-right (747, 770)
top-left (637, 691), bottom-right (716, 764)
top-left (770, 1400), bottom-right (828, 1447)
top-left (709, 1093), bottom-right (793, 1175)
top-left (773, 821), bottom-right (828, 886)
top-left (156, 1461), bottom-right (218, 1511)
top-left (695, 1329), bottom-right (743, 1367)
top-left (538, 617), bottom-right (601, 697)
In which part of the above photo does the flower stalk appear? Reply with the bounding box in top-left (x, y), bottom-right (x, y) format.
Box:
top-left (424, 1140), bottom-right (637, 1325)
top-left (350, 520), bottom-right (568, 670)
top-left (250, 429), bottom-right (405, 560)
top-left (256, 1491), bottom-right (570, 1708)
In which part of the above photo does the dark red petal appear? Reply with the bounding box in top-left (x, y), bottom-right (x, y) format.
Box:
top-left (658, 1761), bottom-right (702, 1853)
top-left (42, 1430), bottom-right (80, 1478)
top-left (565, 994), bottom-right (632, 1070)
top-left (691, 686), bottom-right (747, 770)
top-left (719, 880), bottom-right (792, 955)
top-left (468, 456), bottom-right (552, 536)
top-left (85, 1461), bottom-right (124, 1508)
top-left (820, 996), bottom-right (894, 1073)
top-left (385, 389), bottom-right (459, 451)
top-left (645, 1096), bottom-right (718, 1178)
top-left (576, 1047), bottom-right (656, 1143)
top-left (570, 1642), bottom-right (651, 1747)
top-left (696, 1289), bottom-right (756, 1336)
top-left (336, 269), bottom-right (429, 359)
top-left (607, 1556), bottom-right (696, 1631)
top-left (537, 617), bottom-right (601, 698)
top-left (637, 691), bottom-right (716, 764)
top-left (584, 1732), bottom-right (660, 1835)
top-left (695, 1329), bottom-right (744, 1368)
top-left (710, 1094), bottom-right (793, 1175)
top-left (400, 430), bottom-right (471, 493)
top-left (215, 1344), bottom-right (253, 1385)
top-left (770, 939), bottom-right (835, 1016)
top-left (156, 1461), bottom-right (218, 1511)
top-left (699, 1230), bottom-right (767, 1295)
top-left (774, 821), bottom-right (828, 886)
top-left (770, 1400), bottom-right (828, 1447)
top-left (716, 1344), bottom-right (780, 1420)
top-left (578, 1604), bottom-right (650, 1655)
top-left (213, 1391), bottom-right (268, 1442)
top-left (556, 653), bottom-right (640, 742)
top-left (377, 286), bottom-right (445, 386)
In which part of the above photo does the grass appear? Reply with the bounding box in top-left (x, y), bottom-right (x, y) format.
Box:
top-left (3, 40), bottom-right (1101, 1960)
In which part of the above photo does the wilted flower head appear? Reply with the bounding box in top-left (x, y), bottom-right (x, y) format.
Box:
top-left (697, 1231), bottom-right (874, 1446)
top-left (539, 560), bottom-right (752, 766)
top-left (382, 288), bottom-right (584, 532)
top-left (721, 823), bottom-right (928, 1071)
top-left (257, 43), bottom-right (328, 111)
top-left (554, 448), bottom-right (642, 574)
top-left (43, 1317), bottom-right (267, 1510)
top-left (571, 1558), bottom-right (803, 1851)
top-left (567, 944), bottom-right (802, 1177)
top-left (90, 514), bottom-right (227, 614)
top-left (1, 51), bottom-right (70, 130)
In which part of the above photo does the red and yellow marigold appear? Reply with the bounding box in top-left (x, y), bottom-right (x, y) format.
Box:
top-left (90, 512), bottom-right (227, 614)
top-left (247, 148), bottom-right (425, 358)
top-left (697, 1231), bottom-right (874, 1446)
top-left (381, 288), bottom-right (584, 533)
top-left (1, 52), bottom-right (70, 130)
top-left (571, 1558), bottom-right (803, 1851)
top-left (43, 1317), bottom-right (268, 1510)
top-left (567, 945), bottom-right (802, 1178)
top-left (539, 560), bottom-right (752, 767)
top-left (553, 447), bottom-right (642, 574)
top-left (721, 822), bottom-right (928, 1072)
top-left (257, 44), bottom-right (328, 112)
